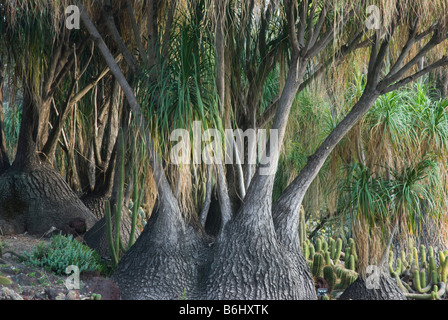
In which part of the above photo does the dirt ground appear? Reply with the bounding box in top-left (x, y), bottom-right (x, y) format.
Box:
top-left (0, 233), bottom-right (119, 300)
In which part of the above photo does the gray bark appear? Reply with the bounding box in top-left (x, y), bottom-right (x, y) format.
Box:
top-left (0, 163), bottom-right (97, 235)
top-left (112, 201), bottom-right (210, 300)
top-left (272, 90), bottom-right (380, 251)
top-left (83, 199), bottom-right (141, 259)
top-left (339, 274), bottom-right (406, 300)
top-left (203, 175), bottom-right (316, 299)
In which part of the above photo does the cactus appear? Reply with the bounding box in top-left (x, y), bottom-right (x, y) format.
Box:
top-left (312, 253), bottom-right (324, 278)
top-left (332, 238), bottom-right (343, 263)
top-left (348, 255), bottom-right (356, 271)
top-left (322, 239), bottom-right (328, 253)
top-left (316, 238), bottom-right (322, 253)
top-left (329, 238), bottom-right (335, 258)
top-left (344, 248), bottom-right (351, 269)
top-left (420, 270), bottom-right (427, 288)
top-left (429, 249), bottom-right (437, 278)
top-left (389, 257), bottom-right (402, 276)
top-left (325, 251), bottom-right (332, 266)
top-left (309, 243), bottom-right (315, 260)
top-left (381, 243), bottom-right (448, 300)
top-left (439, 251), bottom-right (448, 283)
top-left (305, 236), bottom-right (360, 293)
top-left (0, 275), bottom-right (12, 286)
top-left (401, 250), bottom-right (408, 269)
top-left (413, 247), bottom-right (419, 270)
top-left (302, 240), bottom-right (310, 260)
top-left (338, 269), bottom-right (357, 288)
top-left (323, 265), bottom-right (336, 292)
top-left (405, 282), bottom-right (446, 300)
top-left (346, 273), bottom-right (357, 286)
top-left (420, 245), bottom-right (427, 269)
top-left (334, 265), bottom-right (345, 278)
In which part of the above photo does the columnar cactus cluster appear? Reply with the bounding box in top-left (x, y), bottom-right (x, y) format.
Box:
top-left (302, 236), bottom-right (358, 297)
top-left (389, 244), bottom-right (448, 300)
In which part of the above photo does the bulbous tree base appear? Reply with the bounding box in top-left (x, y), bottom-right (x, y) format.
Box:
top-left (0, 164), bottom-right (97, 235)
top-left (82, 195), bottom-right (142, 259)
top-left (339, 273), bottom-right (406, 300)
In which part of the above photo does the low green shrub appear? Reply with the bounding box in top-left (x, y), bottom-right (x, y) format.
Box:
top-left (25, 234), bottom-right (105, 275)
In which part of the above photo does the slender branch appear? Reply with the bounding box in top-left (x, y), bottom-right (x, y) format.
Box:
top-left (381, 27), bottom-right (446, 88)
top-left (297, 0), bottom-right (308, 49)
top-left (387, 17), bottom-right (421, 76)
top-left (43, 34), bottom-right (64, 97)
top-left (41, 59), bottom-right (114, 160)
top-left (379, 56), bottom-right (448, 94)
top-left (125, 0), bottom-right (149, 67)
top-left (50, 37), bottom-right (90, 95)
top-left (287, 0), bottom-right (300, 56)
top-left (161, 0), bottom-right (177, 59)
top-left (79, 3), bottom-right (183, 221)
top-left (304, 1), bottom-right (316, 52)
top-left (369, 22), bottom-right (397, 86)
top-left (308, 3), bottom-right (327, 49)
top-left (103, 3), bottom-right (138, 73)
top-left (258, 25), bottom-right (368, 128)
top-left (257, 94), bottom-right (280, 128)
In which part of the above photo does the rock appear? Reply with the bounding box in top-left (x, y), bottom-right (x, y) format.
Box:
top-left (21, 288), bottom-right (36, 298)
top-left (65, 290), bottom-right (80, 300)
top-left (1, 287), bottom-right (23, 300)
top-left (11, 273), bottom-right (35, 286)
top-left (83, 277), bottom-right (120, 300)
top-left (61, 217), bottom-right (88, 237)
top-left (69, 218), bottom-right (87, 234)
top-left (44, 287), bottom-right (67, 300)
top-left (55, 292), bottom-right (66, 300)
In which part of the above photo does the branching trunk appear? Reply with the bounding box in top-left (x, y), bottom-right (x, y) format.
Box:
top-left (273, 90), bottom-right (379, 249)
top-left (80, 5), bottom-right (209, 299)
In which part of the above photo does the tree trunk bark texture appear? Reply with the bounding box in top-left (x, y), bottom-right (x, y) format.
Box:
top-left (112, 201), bottom-right (211, 300)
top-left (339, 274), bottom-right (406, 300)
top-left (82, 196), bottom-right (142, 259)
top-left (0, 163), bottom-right (98, 235)
top-left (112, 172), bottom-right (317, 300)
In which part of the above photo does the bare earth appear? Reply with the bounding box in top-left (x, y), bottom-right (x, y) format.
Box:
top-left (0, 233), bottom-right (118, 300)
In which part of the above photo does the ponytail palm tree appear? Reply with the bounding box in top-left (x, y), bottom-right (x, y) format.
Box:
top-left (2, 0), bottom-right (448, 301)
top-left (339, 157), bottom-right (437, 299)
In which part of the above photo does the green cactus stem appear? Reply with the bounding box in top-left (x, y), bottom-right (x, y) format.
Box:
top-left (333, 238), bottom-right (342, 263)
top-left (323, 265), bottom-right (336, 292)
top-left (0, 276), bottom-right (12, 286)
top-left (413, 270), bottom-right (432, 293)
top-left (316, 238), bottom-right (322, 253)
top-left (312, 253), bottom-right (324, 278)
top-left (420, 245), bottom-right (427, 269)
top-left (405, 282), bottom-right (446, 300)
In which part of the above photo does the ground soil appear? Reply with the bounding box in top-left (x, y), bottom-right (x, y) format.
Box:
top-left (0, 233), bottom-right (119, 300)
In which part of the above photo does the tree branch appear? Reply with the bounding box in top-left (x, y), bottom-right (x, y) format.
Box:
top-left (381, 26), bottom-right (447, 88)
top-left (379, 55), bottom-right (448, 94)
top-left (125, 0), bottom-right (149, 67)
top-left (103, 3), bottom-right (138, 73)
top-left (79, 3), bottom-right (179, 213)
